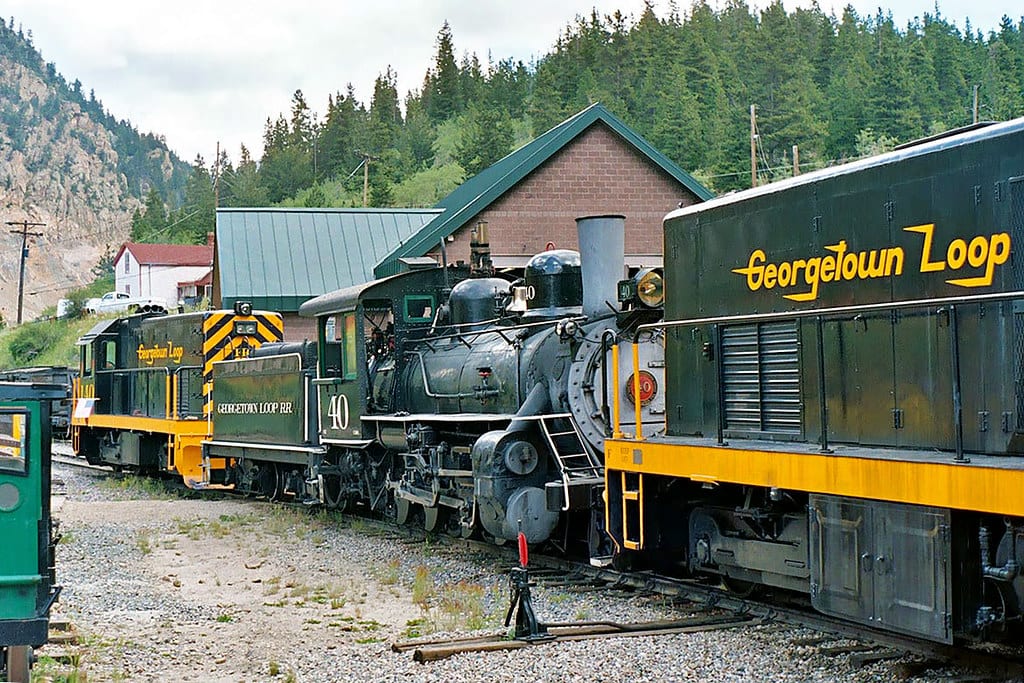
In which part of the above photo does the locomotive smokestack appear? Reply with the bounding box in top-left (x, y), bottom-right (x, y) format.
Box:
top-left (576, 214), bottom-right (625, 318)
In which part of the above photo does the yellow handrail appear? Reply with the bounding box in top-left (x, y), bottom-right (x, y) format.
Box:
top-left (612, 343), bottom-right (622, 439)
top-left (632, 341), bottom-right (643, 441)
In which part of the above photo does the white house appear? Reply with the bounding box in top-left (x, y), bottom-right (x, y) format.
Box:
top-left (114, 236), bottom-right (214, 306)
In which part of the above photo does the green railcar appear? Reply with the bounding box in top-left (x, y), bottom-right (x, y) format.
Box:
top-left (0, 382), bottom-right (64, 682)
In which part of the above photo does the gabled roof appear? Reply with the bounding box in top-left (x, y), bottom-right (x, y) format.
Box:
top-left (215, 207), bottom-right (442, 311)
top-left (178, 270), bottom-right (213, 288)
top-left (116, 242), bottom-right (213, 267)
top-left (373, 103), bottom-right (713, 278)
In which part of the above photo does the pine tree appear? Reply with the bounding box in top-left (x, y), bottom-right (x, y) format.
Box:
top-left (169, 155), bottom-right (216, 244)
top-left (398, 96), bottom-right (436, 172)
top-left (225, 145), bottom-right (269, 207)
top-left (289, 89), bottom-right (314, 148)
top-left (320, 85), bottom-right (367, 180)
top-left (826, 8), bottom-right (874, 157)
top-left (426, 21), bottom-right (460, 123)
top-left (455, 102), bottom-right (514, 176)
top-left (369, 67), bottom-right (402, 156)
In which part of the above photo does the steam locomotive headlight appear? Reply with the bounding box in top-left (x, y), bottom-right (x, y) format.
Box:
top-left (635, 268), bottom-right (664, 308)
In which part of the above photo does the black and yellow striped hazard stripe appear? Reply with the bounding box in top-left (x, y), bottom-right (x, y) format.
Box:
top-left (201, 311), bottom-right (284, 413)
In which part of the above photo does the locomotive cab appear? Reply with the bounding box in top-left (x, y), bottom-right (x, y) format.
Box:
top-left (301, 264), bottom-right (472, 444)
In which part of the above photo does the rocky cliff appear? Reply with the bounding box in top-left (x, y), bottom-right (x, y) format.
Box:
top-left (0, 20), bottom-right (188, 323)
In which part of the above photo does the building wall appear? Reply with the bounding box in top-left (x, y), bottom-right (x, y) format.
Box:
top-left (114, 252), bottom-right (137, 295)
top-left (113, 254), bottom-right (210, 305)
top-left (281, 312), bottom-right (318, 343)
top-left (436, 124), bottom-right (700, 270)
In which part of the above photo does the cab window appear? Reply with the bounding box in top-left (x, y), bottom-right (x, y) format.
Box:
top-left (321, 316), bottom-right (342, 375)
top-left (0, 412), bottom-right (27, 475)
top-left (321, 312), bottom-right (357, 379)
top-left (404, 295), bottom-right (435, 323)
top-left (81, 344), bottom-right (93, 377)
top-left (101, 340), bottom-right (117, 369)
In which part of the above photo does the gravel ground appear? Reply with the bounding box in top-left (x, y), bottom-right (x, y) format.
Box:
top-left (41, 455), bottom-right (972, 683)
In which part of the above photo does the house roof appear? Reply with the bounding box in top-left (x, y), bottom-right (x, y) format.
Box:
top-left (215, 207), bottom-right (443, 311)
top-left (372, 103), bottom-right (714, 278)
top-left (178, 270), bottom-right (213, 288)
top-left (116, 242), bottom-right (213, 267)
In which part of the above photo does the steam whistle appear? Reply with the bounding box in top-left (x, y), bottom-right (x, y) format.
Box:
top-left (503, 525), bottom-right (552, 641)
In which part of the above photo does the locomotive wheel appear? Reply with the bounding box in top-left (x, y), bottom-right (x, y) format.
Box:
top-left (721, 576), bottom-right (758, 598)
top-left (259, 464), bottom-right (282, 501)
top-left (423, 505), bottom-right (447, 532)
top-left (395, 498), bottom-right (411, 525)
top-left (5, 645), bottom-right (31, 683)
top-left (449, 515), bottom-right (474, 539)
top-left (323, 474), bottom-right (345, 511)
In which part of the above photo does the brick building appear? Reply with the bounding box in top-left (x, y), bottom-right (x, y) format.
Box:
top-left (374, 103), bottom-right (712, 277)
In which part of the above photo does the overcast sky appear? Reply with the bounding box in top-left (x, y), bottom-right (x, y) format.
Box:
top-left (5, 0), bottom-right (1015, 166)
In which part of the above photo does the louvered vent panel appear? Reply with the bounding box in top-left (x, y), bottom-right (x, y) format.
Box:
top-left (722, 322), bottom-right (801, 434)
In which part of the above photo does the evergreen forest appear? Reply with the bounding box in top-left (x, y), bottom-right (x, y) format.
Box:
top-left (65, 3), bottom-right (1024, 244)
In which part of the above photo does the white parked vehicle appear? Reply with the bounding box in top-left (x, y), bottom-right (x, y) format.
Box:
top-left (84, 291), bottom-right (168, 314)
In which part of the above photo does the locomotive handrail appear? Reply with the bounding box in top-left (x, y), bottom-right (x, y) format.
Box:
top-left (405, 350), bottom-right (499, 401)
top-left (414, 315), bottom-right (585, 347)
top-left (626, 288), bottom-right (1024, 445)
top-left (94, 365), bottom-right (202, 420)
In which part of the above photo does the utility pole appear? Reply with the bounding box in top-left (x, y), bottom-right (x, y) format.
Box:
top-left (7, 220), bottom-right (45, 325)
top-left (356, 152), bottom-right (378, 207)
top-left (363, 155), bottom-right (369, 207)
top-left (750, 104), bottom-right (757, 188)
top-left (973, 84), bottom-right (979, 124)
top-left (792, 145), bottom-right (800, 176)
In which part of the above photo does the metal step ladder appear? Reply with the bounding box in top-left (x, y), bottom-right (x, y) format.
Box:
top-left (620, 471), bottom-right (644, 550)
top-left (538, 413), bottom-right (603, 511)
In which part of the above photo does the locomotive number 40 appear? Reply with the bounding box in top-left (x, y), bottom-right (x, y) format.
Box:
top-left (327, 393), bottom-right (350, 431)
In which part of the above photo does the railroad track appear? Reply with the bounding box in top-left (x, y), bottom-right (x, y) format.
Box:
top-left (52, 452), bottom-right (114, 474)
top-left (46, 457), bottom-right (1024, 679)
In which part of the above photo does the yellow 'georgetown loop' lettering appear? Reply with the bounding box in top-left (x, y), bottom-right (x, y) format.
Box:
top-left (733, 224), bottom-right (1011, 301)
top-left (733, 241), bottom-right (905, 302)
top-left (904, 223), bottom-right (1010, 287)
top-left (136, 341), bottom-right (186, 366)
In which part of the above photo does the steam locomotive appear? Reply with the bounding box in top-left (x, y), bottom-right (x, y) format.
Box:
top-left (604, 117), bottom-right (1024, 644)
top-left (204, 216), bottom-right (664, 552)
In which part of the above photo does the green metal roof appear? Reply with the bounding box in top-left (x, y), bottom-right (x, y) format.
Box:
top-left (373, 103), bottom-right (714, 278)
top-left (216, 207), bottom-right (442, 311)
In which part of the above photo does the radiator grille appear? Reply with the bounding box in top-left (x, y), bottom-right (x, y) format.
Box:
top-left (721, 322), bottom-right (801, 434)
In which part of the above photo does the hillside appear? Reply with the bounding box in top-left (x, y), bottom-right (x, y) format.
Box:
top-left (0, 18), bottom-right (190, 323)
